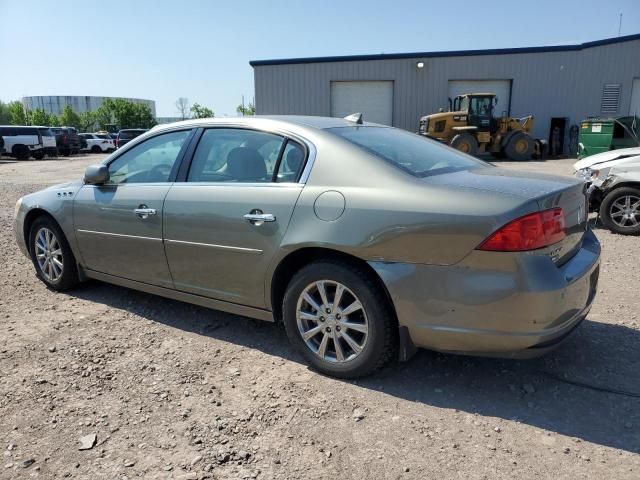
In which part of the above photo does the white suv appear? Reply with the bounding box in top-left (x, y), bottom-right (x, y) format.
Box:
top-left (0, 126), bottom-right (45, 160)
top-left (79, 133), bottom-right (115, 153)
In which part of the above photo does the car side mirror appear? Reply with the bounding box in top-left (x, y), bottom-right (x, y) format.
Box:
top-left (84, 164), bottom-right (110, 185)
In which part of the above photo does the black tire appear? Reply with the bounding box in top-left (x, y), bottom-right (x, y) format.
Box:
top-left (504, 132), bottom-right (534, 161)
top-left (28, 216), bottom-right (80, 291)
top-left (13, 145), bottom-right (30, 160)
top-left (91, 145), bottom-right (102, 153)
top-left (282, 260), bottom-right (397, 378)
top-left (599, 187), bottom-right (640, 235)
top-left (32, 151), bottom-right (45, 160)
top-left (450, 132), bottom-right (478, 156)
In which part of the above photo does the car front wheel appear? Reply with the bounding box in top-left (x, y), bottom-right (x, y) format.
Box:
top-left (283, 261), bottom-right (397, 378)
top-left (29, 216), bottom-right (80, 291)
top-left (600, 187), bottom-right (640, 235)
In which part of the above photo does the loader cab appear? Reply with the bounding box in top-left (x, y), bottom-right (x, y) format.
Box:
top-left (453, 93), bottom-right (498, 133)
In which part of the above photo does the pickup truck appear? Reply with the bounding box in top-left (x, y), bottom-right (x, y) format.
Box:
top-left (51, 127), bottom-right (82, 156)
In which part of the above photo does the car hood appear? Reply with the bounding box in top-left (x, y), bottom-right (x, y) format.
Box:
top-left (424, 166), bottom-right (582, 201)
top-left (573, 147), bottom-right (640, 170)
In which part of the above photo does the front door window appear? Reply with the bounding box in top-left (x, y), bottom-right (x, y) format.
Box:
top-left (107, 130), bottom-right (191, 184)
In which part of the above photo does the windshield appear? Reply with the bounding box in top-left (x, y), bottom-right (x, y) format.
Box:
top-left (327, 126), bottom-right (489, 177)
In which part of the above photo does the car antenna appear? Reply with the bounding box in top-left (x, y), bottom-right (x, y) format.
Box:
top-left (344, 113), bottom-right (363, 125)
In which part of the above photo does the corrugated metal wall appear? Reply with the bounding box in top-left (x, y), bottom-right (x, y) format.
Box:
top-left (253, 39), bottom-right (640, 140)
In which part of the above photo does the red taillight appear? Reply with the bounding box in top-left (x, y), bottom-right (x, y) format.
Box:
top-left (477, 208), bottom-right (566, 252)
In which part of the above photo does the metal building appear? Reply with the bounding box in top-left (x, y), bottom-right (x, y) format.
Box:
top-left (22, 95), bottom-right (156, 117)
top-left (251, 34), bottom-right (640, 150)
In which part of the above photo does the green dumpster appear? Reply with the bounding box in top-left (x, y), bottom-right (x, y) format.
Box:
top-left (578, 116), bottom-right (640, 159)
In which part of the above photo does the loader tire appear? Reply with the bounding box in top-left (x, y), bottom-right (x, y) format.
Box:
top-left (450, 132), bottom-right (478, 156)
top-left (505, 132), bottom-right (534, 161)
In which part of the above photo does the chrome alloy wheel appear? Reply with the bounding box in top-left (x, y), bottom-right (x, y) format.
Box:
top-left (34, 227), bottom-right (63, 283)
top-left (610, 195), bottom-right (640, 227)
top-left (296, 280), bottom-right (369, 363)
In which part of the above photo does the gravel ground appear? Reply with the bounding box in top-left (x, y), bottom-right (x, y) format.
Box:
top-left (0, 154), bottom-right (638, 479)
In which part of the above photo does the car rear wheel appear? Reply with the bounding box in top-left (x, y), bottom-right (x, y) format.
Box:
top-left (29, 216), bottom-right (79, 291)
top-left (283, 261), bottom-right (396, 378)
top-left (599, 187), bottom-right (640, 235)
top-left (32, 151), bottom-right (45, 160)
top-left (91, 145), bottom-right (102, 153)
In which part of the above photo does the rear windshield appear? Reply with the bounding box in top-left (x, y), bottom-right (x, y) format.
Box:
top-left (38, 128), bottom-right (54, 136)
top-left (327, 126), bottom-right (488, 177)
top-left (119, 130), bottom-right (145, 139)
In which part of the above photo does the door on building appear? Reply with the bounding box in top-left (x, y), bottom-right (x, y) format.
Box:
top-left (330, 81), bottom-right (394, 125)
top-left (630, 78), bottom-right (640, 116)
top-left (448, 80), bottom-right (512, 117)
top-left (548, 117), bottom-right (568, 156)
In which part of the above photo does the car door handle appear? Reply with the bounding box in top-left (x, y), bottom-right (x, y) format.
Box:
top-left (243, 212), bottom-right (276, 224)
top-left (134, 207), bottom-right (157, 219)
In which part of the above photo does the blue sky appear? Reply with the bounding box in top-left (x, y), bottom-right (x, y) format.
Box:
top-left (1, 0), bottom-right (639, 117)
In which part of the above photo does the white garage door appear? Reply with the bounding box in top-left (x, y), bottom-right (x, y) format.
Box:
top-left (448, 80), bottom-right (512, 116)
top-left (330, 81), bottom-right (393, 125)
top-left (630, 78), bottom-right (640, 116)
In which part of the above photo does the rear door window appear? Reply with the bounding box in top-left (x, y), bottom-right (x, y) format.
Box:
top-left (187, 128), bottom-right (305, 183)
top-left (187, 129), bottom-right (283, 183)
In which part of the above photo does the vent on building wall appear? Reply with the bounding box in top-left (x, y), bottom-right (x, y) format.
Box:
top-left (601, 83), bottom-right (621, 114)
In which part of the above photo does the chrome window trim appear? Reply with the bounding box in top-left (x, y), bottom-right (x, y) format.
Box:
top-left (164, 239), bottom-right (263, 254)
top-left (76, 229), bottom-right (162, 242)
top-left (101, 122), bottom-right (318, 184)
top-left (170, 182), bottom-right (303, 188)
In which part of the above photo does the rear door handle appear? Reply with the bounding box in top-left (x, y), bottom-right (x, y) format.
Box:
top-left (134, 205), bottom-right (157, 219)
top-left (243, 212), bottom-right (276, 225)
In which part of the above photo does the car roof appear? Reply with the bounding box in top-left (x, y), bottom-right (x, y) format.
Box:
top-left (149, 115), bottom-right (387, 135)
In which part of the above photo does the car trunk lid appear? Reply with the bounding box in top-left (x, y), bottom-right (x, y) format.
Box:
top-left (425, 167), bottom-right (588, 263)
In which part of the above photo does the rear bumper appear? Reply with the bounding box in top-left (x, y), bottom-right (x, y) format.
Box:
top-left (370, 229), bottom-right (601, 358)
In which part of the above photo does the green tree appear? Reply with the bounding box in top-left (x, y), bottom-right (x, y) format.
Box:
top-left (236, 102), bottom-right (256, 116)
top-left (0, 101), bottom-right (12, 124)
top-left (190, 103), bottom-right (214, 119)
top-left (29, 108), bottom-right (59, 127)
top-left (97, 99), bottom-right (157, 129)
top-left (59, 105), bottom-right (81, 129)
top-left (8, 101), bottom-right (28, 125)
top-left (78, 111), bottom-right (97, 132)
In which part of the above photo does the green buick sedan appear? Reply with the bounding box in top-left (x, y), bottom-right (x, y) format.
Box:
top-left (14, 116), bottom-right (600, 377)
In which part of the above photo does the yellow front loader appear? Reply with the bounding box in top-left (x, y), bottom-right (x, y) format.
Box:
top-left (419, 93), bottom-right (543, 161)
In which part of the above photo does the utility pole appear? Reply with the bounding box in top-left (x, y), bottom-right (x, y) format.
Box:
top-left (618, 13), bottom-right (623, 36)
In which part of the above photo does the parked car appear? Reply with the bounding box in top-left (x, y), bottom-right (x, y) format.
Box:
top-left (574, 147), bottom-right (640, 235)
top-left (116, 129), bottom-right (147, 149)
top-left (34, 127), bottom-right (58, 157)
top-left (0, 125), bottom-right (45, 160)
top-left (51, 127), bottom-right (81, 156)
top-left (80, 133), bottom-right (115, 153)
top-left (14, 116), bottom-right (600, 378)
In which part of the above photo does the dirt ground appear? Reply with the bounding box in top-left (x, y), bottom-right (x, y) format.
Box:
top-left (0, 154), bottom-right (638, 479)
